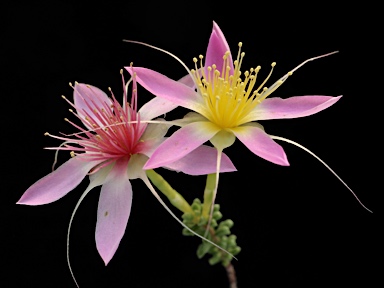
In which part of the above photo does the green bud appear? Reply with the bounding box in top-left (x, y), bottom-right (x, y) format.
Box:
top-left (213, 204), bottom-right (220, 212)
top-left (198, 217), bottom-right (208, 226)
top-left (212, 211), bottom-right (223, 220)
top-left (227, 235), bottom-right (237, 248)
top-left (210, 218), bottom-right (218, 228)
top-left (212, 246), bottom-right (219, 253)
top-left (191, 203), bottom-right (201, 213)
top-left (182, 212), bottom-right (194, 221)
top-left (208, 253), bottom-right (222, 265)
top-left (182, 228), bottom-right (194, 236)
top-left (221, 219), bottom-right (234, 229)
top-left (192, 198), bottom-right (201, 205)
top-left (219, 235), bottom-right (228, 249)
top-left (231, 246), bottom-right (241, 255)
top-left (215, 226), bottom-right (231, 237)
top-left (196, 242), bottom-right (213, 259)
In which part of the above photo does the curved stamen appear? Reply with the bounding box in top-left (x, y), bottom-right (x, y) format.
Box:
top-left (270, 135), bottom-right (372, 213)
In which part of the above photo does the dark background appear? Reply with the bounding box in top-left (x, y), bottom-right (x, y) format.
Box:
top-left (3, 2), bottom-right (381, 288)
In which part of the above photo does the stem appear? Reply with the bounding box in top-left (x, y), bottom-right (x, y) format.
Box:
top-left (202, 174), bottom-right (216, 219)
top-left (225, 263), bottom-right (238, 288)
top-left (146, 169), bottom-right (193, 214)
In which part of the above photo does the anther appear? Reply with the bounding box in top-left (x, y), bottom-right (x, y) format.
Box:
top-left (238, 42), bottom-right (243, 47)
top-left (61, 95), bottom-right (66, 99)
top-left (271, 62), bottom-right (276, 67)
top-left (193, 57), bottom-right (198, 63)
top-left (44, 132), bottom-right (49, 136)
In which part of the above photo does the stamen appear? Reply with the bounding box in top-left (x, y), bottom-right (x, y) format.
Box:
top-left (254, 62), bottom-right (276, 95)
top-left (270, 135), bottom-right (372, 213)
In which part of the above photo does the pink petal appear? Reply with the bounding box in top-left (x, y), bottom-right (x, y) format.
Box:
top-left (144, 121), bottom-right (221, 169)
top-left (178, 73), bottom-right (196, 88)
top-left (73, 83), bottom-right (112, 128)
top-left (248, 95), bottom-right (342, 121)
top-left (125, 67), bottom-right (204, 113)
top-left (231, 125), bottom-right (289, 166)
top-left (17, 158), bottom-right (101, 205)
top-left (205, 21), bottom-right (233, 74)
top-left (165, 145), bottom-right (237, 175)
top-left (139, 96), bottom-right (178, 121)
top-left (95, 158), bottom-right (132, 265)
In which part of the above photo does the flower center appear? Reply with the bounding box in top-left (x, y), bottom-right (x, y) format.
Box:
top-left (47, 77), bottom-right (146, 168)
top-left (191, 42), bottom-right (284, 129)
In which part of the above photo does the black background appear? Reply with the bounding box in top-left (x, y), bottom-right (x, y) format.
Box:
top-left (3, 2), bottom-right (381, 288)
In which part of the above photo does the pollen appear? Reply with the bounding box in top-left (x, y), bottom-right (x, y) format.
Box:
top-left (191, 42), bottom-right (285, 128)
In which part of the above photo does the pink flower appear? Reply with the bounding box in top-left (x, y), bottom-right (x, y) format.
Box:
top-left (124, 22), bottom-right (365, 224)
top-left (125, 22), bottom-right (341, 170)
top-left (17, 73), bottom-right (236, 267)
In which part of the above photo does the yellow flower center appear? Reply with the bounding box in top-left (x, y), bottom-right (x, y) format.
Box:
top-left (191, 42), bottom-right (285, 129)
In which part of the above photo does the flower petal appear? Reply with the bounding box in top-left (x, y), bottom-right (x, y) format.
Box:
top-left (95, 158), bottom-right (132, 265)
top-left (230, 125), bottom-right (289, 166)
top-left (144, 121), bottom-right (221, 169)
top-left (135, 121), bottom-right (171, 157)
top-left (139, 97), bottom-right (178, 121)
top-left (17, 158), bottom-right (101, 205)
top-left (73, 83), bottom-right (112, 128)
top-left (171, 112), bottom-right (208, 127)
top-left (127, 154), bottom-right (148, 180)
top-left (205, 21), bottom-right (233, 73)
top-left (247, 95), bottom-right (342, 121)
top-left (177, 73), bottom-right (196, 88)
top-left (165, 145), bottom-right (236, 175)
top-left (125, 67), bottom-right (205, 113)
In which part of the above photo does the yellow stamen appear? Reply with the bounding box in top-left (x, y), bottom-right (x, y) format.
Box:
top-left (191, 42), bottom-right (278, 129)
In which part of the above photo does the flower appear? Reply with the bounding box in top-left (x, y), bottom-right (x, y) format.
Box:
top-left (125, 22), bottom-right (341, 169)
top-left (17, 71), bottom-right (236, 266)
top-left (124, 22), bottom-right (344, 223)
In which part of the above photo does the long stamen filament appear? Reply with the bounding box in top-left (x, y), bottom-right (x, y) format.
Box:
top-left (270, 135), bottom-right (372, 213)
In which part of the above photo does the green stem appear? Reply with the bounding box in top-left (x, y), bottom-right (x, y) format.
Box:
top-left (202, 174), bottom-right (216, 219)
top-left (146, 169), bottom-right (193, 214)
